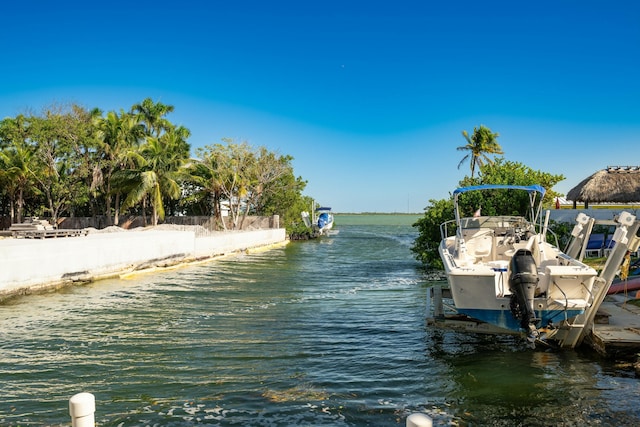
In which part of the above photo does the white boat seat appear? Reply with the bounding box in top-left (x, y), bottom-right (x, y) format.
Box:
top-left (474, 235), bottom-right (492, 258)
top-left (463, 229), bottom-right (494, 261)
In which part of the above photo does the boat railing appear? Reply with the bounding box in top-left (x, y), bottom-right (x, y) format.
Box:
top-left (550, 282), bottom-right (571, 321)
top-left (442, 216), bottom-right (536, 241)
top-left (549, 277), bottom-right (595, 319)
top-left (440, 219), bottom-right (457, 240)
top-left (583, 280), bottom-right (596, 307)
top-left (545, 227), bottom-right (561, 249)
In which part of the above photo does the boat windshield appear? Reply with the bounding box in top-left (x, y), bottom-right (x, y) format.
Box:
top-left (453, 185), bottom-right (546, 232)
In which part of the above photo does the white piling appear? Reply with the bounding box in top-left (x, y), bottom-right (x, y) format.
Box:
top-left (406, 413), bottom-right (433, 427)
top-left (69, 392), bottom-right (95, 427)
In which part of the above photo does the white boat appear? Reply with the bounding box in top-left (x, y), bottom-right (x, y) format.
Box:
top-left (315, 207), bottom-right (334, 235)
top-left (437, 184), bottom-right (639, 348)
top-left (301, 206), bottom-right (335, 236)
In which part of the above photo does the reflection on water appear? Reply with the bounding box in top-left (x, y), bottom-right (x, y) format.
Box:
top-left (1, 216), bottom-right (639, 426)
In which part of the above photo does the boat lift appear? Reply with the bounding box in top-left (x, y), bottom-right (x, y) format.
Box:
top-left (427, 210), bottom-right (640, 349)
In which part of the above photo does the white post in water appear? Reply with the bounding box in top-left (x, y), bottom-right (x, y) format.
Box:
top-left (69, 392), bottom-right (95, 427)
top-left (406, 413), bottom-right (433, 427)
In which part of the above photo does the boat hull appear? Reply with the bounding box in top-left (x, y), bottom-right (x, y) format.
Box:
top-left (446, 270), bottom-right (586, 332)
top-left (456, 307), bottom-right (585, 332)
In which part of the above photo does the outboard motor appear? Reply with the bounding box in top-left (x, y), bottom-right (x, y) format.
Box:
top-left (508, 249), bottom-right (539, 343)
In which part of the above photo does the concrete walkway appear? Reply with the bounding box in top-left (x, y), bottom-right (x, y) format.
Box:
top-left (0, 227), bottom-right (287, 301)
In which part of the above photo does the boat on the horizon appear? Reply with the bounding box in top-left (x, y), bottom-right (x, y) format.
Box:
top-left (436, 184), bottom-right (640, 348)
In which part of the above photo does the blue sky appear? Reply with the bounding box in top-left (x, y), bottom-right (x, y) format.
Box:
top-left (1, 1), bottom-right (639, 213)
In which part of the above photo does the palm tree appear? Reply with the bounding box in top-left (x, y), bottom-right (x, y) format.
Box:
top-left (0, 115), bottom-right (36, 223)
top-left (0, 141), bottom-right (37, 224)
top-left (189, 146), bottom-right (227, 226)
top-left (117, 125), bottom-right (191, 226)
top-left (457, 125), bottom-right (503, 177)
top-left (95, 110), bottom-right (145, 225)
top-left (130, 98), bottom-right (174, 138)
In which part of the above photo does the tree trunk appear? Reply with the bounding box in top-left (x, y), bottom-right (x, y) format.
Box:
top-left (114, 193), bottom-right (120, 226)
top-left (10, 198), bottom-right (15, 224)
top-left (142, 198), bottom-right (147, 227)
top-left (105, 184), bottom-right (113, 225)
top-left (16, 187), bottom-right (24, 223)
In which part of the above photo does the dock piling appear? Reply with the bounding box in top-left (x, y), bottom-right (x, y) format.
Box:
top-left (69, 392), bottom-right (95, 427)
top-left (407, 413), bottom-right (433, 427)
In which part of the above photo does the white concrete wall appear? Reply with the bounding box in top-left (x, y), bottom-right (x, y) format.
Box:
top-left (0, 228), bottom-right (286, 298)
top-left (194, 229), bottom-right (286, 258)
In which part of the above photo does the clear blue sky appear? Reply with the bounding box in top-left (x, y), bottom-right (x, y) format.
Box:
top-left (1, 1), bottom-right (639, 213)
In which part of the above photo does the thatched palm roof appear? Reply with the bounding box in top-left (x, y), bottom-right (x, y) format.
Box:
top-left (567, 166), bottom-right (640, 203)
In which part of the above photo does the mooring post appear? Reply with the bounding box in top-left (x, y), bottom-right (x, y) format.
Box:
top-left (69, 392), bottom-right (95, 427)
top-left (407, 413), bottom-right (433, 427)
top-left (432, 286), bottom-right (444, 318)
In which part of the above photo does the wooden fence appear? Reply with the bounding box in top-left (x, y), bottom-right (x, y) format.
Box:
top-left (1, 215), bottom-right (280, 232)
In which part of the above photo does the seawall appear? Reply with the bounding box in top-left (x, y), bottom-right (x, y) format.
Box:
top-left (0, 228), bottom-right (287, 301)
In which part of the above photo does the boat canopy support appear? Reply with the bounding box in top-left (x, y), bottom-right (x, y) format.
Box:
top-left (453, 185), bottom-right (546, 235)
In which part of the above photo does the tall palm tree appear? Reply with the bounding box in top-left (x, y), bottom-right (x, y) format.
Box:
top-left (117, 125), bottom-right (191, 226)
top-left (130, 98), bottom-right (174, 138)
top-left (457, 125), bottom-right (503, 177)
top-left (0, 115), bottom-right (35, 223)
top-left (0, 141), bottom-right (37, 224)
top-left (95, 110), bottom-right (145, 225)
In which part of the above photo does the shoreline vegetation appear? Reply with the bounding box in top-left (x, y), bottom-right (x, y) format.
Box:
top-left (0, 99), bottom-right (315, 239)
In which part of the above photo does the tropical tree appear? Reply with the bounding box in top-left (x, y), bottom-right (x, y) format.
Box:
top-left (412, 198), bottom-right (454, 268)
top-left (116, 125), bottom-right (191, 226)
top-left (257, 166), bottom-right (309, 235)
top-left (95, 109), bottom-right (145, 225)
top-left (0, 115), bottom-right (37, 223)
top-left (131, 98), bottom-right (174, 138)
top-left (457, 125), bottom-right (503, 177)
top-left (190, 140), bottom-right (306, 231)
top-left (187, 145), bottom-right (226, 225)
top-left (239, 146), bottom-right (296, 228)
top-left (59, 105), bottom-right (103, 217)
top-left (28, 106), bottom-right (98, 224)
top-left (211, 140), bottom-right (256, 229)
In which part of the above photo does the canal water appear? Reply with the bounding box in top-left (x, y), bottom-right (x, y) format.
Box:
top-left (1, 215), bottom-right (640, 426)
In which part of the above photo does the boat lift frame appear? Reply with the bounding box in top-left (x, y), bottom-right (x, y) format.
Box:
top-left (427, 210), bottom-right (640, 348)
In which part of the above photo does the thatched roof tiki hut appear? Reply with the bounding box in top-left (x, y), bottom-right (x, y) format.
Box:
top-left (567, 166), bottom-right (640, 208)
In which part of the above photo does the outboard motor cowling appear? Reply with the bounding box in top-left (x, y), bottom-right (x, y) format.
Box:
top-left (508, 249), bottom-right (539, 331)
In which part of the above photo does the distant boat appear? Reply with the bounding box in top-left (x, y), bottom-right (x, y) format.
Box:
top-left (315, 207), bottom-right (334, 235)
top-left (301, 205), bottom-right (335, 236)
top-left (436, 184), bottom-right (639, 348)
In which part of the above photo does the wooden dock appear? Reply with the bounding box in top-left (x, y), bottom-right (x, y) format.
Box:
top-left (586, 294), bottom-right (640, 359)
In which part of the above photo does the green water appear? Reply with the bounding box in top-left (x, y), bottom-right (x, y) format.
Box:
top-left (334, 213), bottom-right (422, 226)
top-left (1, 218), bottom-right (639, 426)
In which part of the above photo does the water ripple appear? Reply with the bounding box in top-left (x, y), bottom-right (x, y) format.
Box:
top-left (1, 220), bottom-right (640, 426)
